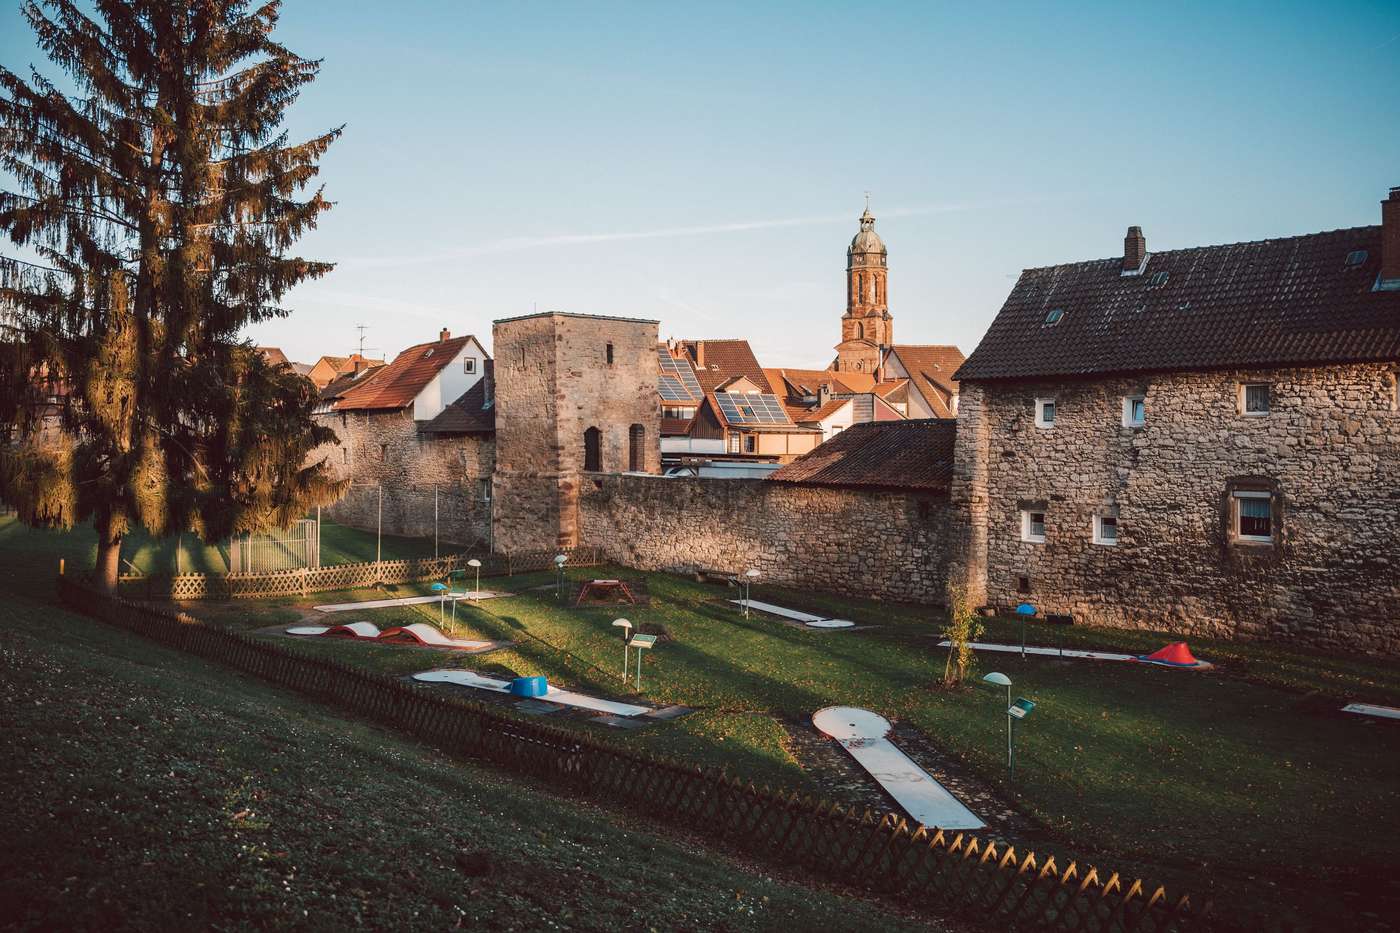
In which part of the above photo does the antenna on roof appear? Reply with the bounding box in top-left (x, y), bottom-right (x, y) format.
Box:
top-left (352, 324), bottom-right (380, 360)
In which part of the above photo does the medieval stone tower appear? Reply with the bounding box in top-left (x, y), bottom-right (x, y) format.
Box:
top-left (491, 312), bottom-right (660, 553)
top-left (832, 203), bottom-right (892, 374)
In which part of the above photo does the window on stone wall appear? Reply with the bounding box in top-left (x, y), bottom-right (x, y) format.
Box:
top-left (1093, 511), bottom-right (1119, 546)
top-left (606, 343), bottom-right (614, 365)
top-left (1122, 395), bottom-right (1146, 427)
top-left (1240, 383), bottom-right (1270, 416)
top-left (477, 478), bottom-right (491, 502)
top-left (1021, 509), bottom-right (1047, 543)
top-left (584, 426), bottom-right (601, 471)
top-left (379, 443), bottom-right (387, 462)
top-left (1034, 398), bottom-right (1056, 428)
top-left (628, 423), bottom-right (645, 471)
top-left (340, 413), bottom-right (347, 428)
top-left (1231, 489), bottom-right (1274, 543)
top-left (341, 447), bottom-right (347, 464)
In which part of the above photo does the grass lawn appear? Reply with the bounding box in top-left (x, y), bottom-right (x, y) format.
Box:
top-left (5, 518), bottom-right (1397, 927)
top-left (193, 567), bottom-right (1400, 927)
top-left (0, 514), bottom-right (438, 578)
top-left (0, 554), bottom-right (936, 929)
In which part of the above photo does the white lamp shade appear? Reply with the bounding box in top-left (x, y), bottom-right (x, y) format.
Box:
top-left (982, 672), bottom-right (1012, 687)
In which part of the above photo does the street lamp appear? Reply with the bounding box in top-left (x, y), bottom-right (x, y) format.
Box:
top-left (467, 558), bottom-right (482, 601)
top-left (554, 553), bottom-right (567, 602)
top-left (983, 671), bottom-right (1013, 778)
top-left (612, 618), bottom-right (632, 679)
top-left (742, 568), bottom-right (760, 618)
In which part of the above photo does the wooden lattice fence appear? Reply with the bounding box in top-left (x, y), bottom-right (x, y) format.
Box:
top-left (55, 576), bottom-right (1221, 932)
top-left (116, 546), bottom-right (603, 601)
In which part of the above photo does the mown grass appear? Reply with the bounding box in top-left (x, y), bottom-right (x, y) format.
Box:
top-left (0, 559), bottom-right (933, 930)
top-left (6, 517), bottom-right (1398, 926)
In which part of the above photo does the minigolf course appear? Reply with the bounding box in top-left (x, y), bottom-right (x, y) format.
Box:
top-left (312, 592), bottom-right (505, 613)
top-left (812, 706), bottom-right (985, 831)
top-left (1342, 702), bottom-right (1400, 721)
top-left (730, 599), bottom-right (855, 629)
top-left (413, 669), bottom-right (651, 717)
top-left (286, 621), bottom-right (492, 651)
top-left (941, 639), bottom-right (1212, 669)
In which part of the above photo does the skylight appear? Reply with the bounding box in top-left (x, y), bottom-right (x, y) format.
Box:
top-left (1149, 271), bottom-right (1169, 287)
top-left (1044, 307), bottom-right (1065, 326)
top-left (1345, 250), bottom-right (1368, 267)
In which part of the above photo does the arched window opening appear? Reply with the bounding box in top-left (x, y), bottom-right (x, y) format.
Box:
top-left (628, 423), bottom-right (645, 471)
top-left (584, 426), bottom-right (601, 472)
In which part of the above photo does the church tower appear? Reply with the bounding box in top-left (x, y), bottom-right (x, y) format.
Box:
top-left (832, 202), bottom-right (891, 374)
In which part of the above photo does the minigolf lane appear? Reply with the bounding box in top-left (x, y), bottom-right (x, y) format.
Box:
top-left (812, 706), bottom-right (986, 831)
top-left (413, 669), bottom-right (651, 717)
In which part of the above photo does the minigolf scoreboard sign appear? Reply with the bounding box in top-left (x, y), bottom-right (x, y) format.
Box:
top-left (1008, 697), bottom-right (1036, 720)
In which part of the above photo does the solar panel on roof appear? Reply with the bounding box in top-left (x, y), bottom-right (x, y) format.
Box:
top-left (716, 392), bottom-right (789, 425)
top-left (656, 349), bottom-right (701, 402)
top-left (658, 374), bottom-right (691, 401)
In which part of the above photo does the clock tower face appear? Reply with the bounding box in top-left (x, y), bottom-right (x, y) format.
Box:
top-left (833, 203), bottom-right (891, 374)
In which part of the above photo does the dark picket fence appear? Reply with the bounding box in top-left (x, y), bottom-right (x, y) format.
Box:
top-left (57, 576), bottom-right (1217, 932)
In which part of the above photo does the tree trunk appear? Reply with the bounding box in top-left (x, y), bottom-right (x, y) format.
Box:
top-left (95, 518), bottom-right (122, 594)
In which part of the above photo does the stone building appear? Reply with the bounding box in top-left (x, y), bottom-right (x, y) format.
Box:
top-left (313, 329), bottom-right (495, 548)
top-left (950, 187), bottom-right (1400, 652)
top-left (491, 312), bottom-right (660, 553)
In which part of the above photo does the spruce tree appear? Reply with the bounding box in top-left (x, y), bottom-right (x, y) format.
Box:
top-left (0, 0), bottom-right (345, 591)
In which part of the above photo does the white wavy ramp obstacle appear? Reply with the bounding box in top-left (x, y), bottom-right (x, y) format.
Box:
top-left (413, 669), bottom-right (651, 717)
top-left (812, 706), bottom-right (986, 831)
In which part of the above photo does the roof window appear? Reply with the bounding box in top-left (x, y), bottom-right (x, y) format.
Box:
top-left (1044, 307), bottom-right (1065, 326)
top-left (423, 348), bottom-right (434, 358)
top-left (1149, 271), bottom-right (1169, 287)
top-left (1345, 249), bottom-right (1368, 268)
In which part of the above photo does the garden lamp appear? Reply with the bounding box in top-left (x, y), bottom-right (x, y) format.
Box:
top-left (467, 558), bottom-right (482, 600)
top-left (554, 553), bottom-right (567, 601)
top-left (743, 568), bottom-right (760, 618)
top-left (983, 671), bottom-right (1014, 779)
top-left (612, 618), bottom-right (632, 678)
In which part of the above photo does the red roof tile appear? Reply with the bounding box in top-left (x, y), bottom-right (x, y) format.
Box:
top-left (769, 419), bottom-right (956, 492)
top-left (679, 339), bottom-right (773, 393)
top-left (887, 345), bottom-right (963, 417)
top-left (956, 225), bottom-right (1400, 381)
top-left (335, 335), bottom-right (476, 412)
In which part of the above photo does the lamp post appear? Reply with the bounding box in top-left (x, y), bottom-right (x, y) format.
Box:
top-left (612, 618), bottom-right (632, 679)
top-left (467, 558), bottom-right (482, 601)
top-left (554, 553), bottom-right (567, 602)
top-left (983, 671), bottom-right (1013, 779)
top-left (742, 568), bottom-right (760, 618)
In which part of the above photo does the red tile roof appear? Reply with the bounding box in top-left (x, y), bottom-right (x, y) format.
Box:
top-left (769, 419), bottom-right (956, 492)
top-left (318, 364), bottom-right (386, 403)
top-left (956, 225), bottom-right (1400, 382)
top-left (660, 416), bottom-right (693, 436)
top-left (257, 346), bottom-right (289, 366)
top-left (334, 335), bottom-right (475, 412)
top-left (887, 345), bottom-right (963, 417)
top-left (679, 340), bottom-right (773, 393)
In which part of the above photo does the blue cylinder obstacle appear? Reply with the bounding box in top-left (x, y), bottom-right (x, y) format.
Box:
top-left (509, 676), bottom-right (547, 698)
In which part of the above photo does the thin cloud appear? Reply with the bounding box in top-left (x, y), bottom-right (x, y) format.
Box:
top-left (344, 193), bottom-right (1077, 270)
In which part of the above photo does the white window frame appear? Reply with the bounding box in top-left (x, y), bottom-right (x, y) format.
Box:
top-left (1122, 395), bottom-right (1146, 428)
top-left (1034, 398), bottom-right (1056, 429)
top-left (1239, 383), bottom-right (1270, 416)
top-left (728, 433), bottom-right (740, 454)
top-left (1231, 490), bottom-right (1274, 544)
top-left (1092, 513), bottom-right (1119, 546)
top-left (463, 357), bottom-right (476, 374)
top-left (1020, 509), bottom-right (1047, 543)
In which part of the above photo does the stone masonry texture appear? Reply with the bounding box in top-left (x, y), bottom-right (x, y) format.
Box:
top-left (955, 363), bottom-right (1400, 653)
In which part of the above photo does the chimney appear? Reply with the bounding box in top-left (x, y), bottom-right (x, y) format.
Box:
top-left (818, 383), bottom-right (831, 406)
top-left (1123, 226), bottom-right (1146, 273)
top-left (353, 358), bottom-right (368, 373)
top-left (1381, 187), bottom-right (1400, 289)
top-left (693, 340), bottom-right (706, 370)
top-left (439, 328), bottom-right (451, 342)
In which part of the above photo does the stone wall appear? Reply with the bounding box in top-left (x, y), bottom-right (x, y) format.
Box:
top-left (491, 313), bottom-right (660, 554)
top-left (312, 408), bottom-right (494, 548)
top-left (578, 473), bottom-right (953, 604)
top-left (957, 363), bottom-right (1400, 653)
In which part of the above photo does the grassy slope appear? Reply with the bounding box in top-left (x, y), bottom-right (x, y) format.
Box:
top-left (0, 572), bottom-right (933, 929)
top-left (196, 566), bottom-right (1400, 922)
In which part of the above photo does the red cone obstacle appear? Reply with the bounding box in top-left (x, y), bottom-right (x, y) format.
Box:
top-left (1138, 641), bottom-right (1208, 668)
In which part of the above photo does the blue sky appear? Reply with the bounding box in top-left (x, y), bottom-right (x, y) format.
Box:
top-left (3, 1), bottom-right (1399, 366)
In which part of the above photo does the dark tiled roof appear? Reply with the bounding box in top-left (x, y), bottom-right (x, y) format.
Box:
top-left (769, 419), bottom-right (956, 492)
top-left (422, 362), bottom-right (495, 434)
top-left (956, 226), bottom-right (1400, 382)
top-left (335, 335), bottom-right (475, 411)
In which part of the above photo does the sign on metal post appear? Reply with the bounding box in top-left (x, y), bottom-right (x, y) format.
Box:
top-left (629, 633), bottom-right (657, 690)
top-left (1008, 697), bottom-right (1036, 720)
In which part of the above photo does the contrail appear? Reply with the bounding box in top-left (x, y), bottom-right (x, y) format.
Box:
top-left (343, 193), bottom-right (1075, 270)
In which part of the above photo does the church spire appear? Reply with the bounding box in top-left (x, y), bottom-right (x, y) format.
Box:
top-left (833, 200), bottom-right (893, 374)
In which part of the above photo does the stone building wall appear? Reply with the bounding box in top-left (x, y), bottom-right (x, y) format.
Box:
top-left (312, 408), bottom-right (495, 549)
top-left (491, 313), bottom-right (660, 554)
top-left (578, 473), bottom-right (953, 604)
top-left (958, 363), bottom-right (1400, 653)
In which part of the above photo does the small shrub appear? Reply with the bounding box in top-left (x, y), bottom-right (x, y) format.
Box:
top-left (941, 583), bottom-right (984, 687)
